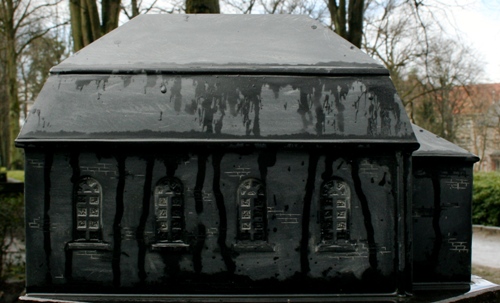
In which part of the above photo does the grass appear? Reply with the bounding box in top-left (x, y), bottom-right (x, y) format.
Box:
top-left (7, 170), bottom-right (24, 182)
top-left (472, 264), bottom-right (500, 285)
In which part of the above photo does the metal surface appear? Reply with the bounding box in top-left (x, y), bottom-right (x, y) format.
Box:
top-left (51, 15), bottom-right (386, 75)
top-left (17, 277), bottom-right (500, 302)
top-left (16, 75), bottom-right (415, 144)
top-left (411, 124), bottom-right (479, 161)
top-left (21, 145), bottom-right (413, 296)
top-left (411, 124), bottom-right (479, 292)
top-left (15, 14), bottom-right (479, 301)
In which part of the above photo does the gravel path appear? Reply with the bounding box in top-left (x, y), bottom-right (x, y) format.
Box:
top-left (472, 225), bottom-right (500, 269)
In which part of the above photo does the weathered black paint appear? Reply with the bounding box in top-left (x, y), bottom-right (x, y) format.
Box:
top-left (16, 14), bottom-right (479, 302)
top-left (257, 148), bottom-right (277, 184)
top-left (257, 149), bottom-right (276, 243)
top-left (411, 124), bottom-right (479, 293)
top-left (212, 152), bottom-right (236, 274)
top-left (164, 155), bottom-right (179, 177)
top-left (192, 223), bottom-right (206, 274)
top-left (194, 152), bottom-right (208, 214)
top-left (49, 15), bottom-right (388, 75)
top-left (351, 158), bottom-right (378, 270)
top-left (65, 152), bottom-right (81, 281)
top-left (430, 170), bottom-right (442, 273)
top-left (43, 152), bottom-right (53, 284)
top-left (300, 152), bottom-right (319, 275)
top-left (20, 145), bottom-right (417, 297)
top-left (17, 75), bottom-right (415, 143)
top-left (137, 157), bottom-right (154, 283)
top-left (113, 156), bottom-right (126, 287)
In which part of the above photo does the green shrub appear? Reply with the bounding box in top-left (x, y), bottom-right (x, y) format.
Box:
top-left (0, 193), bottom-right (25, 283)
top-left (473, 172), bottom-right (500, 227)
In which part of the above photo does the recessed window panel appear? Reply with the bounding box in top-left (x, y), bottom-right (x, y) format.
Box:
top-left (154, 177), bottom-right (185, 242)
top-left (237, 178), bottom-right (267, 242)
top-left (74, 177), bottom-right (102, 242)
top-left (320, 179), bottom-right (351, 244)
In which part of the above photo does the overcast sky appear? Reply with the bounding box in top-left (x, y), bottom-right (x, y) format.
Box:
top-left (450, 0), bottom-right (500, 83)
top-left (75, 0), bottom-right (500, 84)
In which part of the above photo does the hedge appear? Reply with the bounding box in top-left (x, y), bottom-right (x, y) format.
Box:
top-left (473, 172), bottom-right (500, 227)
top-left (0, 192), bottom-right (24, 282)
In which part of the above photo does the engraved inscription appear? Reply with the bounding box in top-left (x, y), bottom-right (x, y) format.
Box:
top-left (320, 178), bottom-right (351, 243)
top-left (242, 210), bottom-right (251, 219)
top-left (241, 222), bottom-right (251, 230)
top-left (74, 177), bottom-right (102, 241)
top-left (445, 178), bottom-right (469, 190)
top-left (225, 167), bottom-right (251, 179)
top-left (241, 198), bottom-right (251, 207)
top-left (237, 178), bottom-right (268, 241)
top-left (154, 177), bottom-right (185, 242)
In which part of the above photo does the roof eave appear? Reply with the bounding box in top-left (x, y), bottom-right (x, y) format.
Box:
top-left (16, 138), bottom-right (419, 148)
top-left (49, 65), bottom-right (390, 76)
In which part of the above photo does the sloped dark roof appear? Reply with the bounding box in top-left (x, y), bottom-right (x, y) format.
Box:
top-left (52, 14), bottom-right (387, 75)
top-left (17, 15), bottom-right (417, 145)
top-left (16, 74), bottom-right (417, 144)
top-left (412, 124), bottom-right (479, 161)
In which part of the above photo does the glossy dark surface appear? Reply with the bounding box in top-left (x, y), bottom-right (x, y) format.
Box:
top-left (16, 75), bottom-right (415, 143)
top-left (412, 124), bottom-right (478, 292)
top-left (16, 14), bottom-right (479, 301)
top-left (51, 15), bottom-right (386, 75)
top-left (22, 144), bottom-right (412, 295)
top-left (412, 125), bottom-right (479, 160)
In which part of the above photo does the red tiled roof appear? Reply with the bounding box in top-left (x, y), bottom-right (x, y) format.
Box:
top-left (451, 83), bottom-right (500, 114)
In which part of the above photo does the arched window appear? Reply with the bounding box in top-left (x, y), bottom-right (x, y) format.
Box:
top-left (75, 177), bottom-right (102, 242)
top-left (237, 178), bottom-right (267, 242)
top-left (154, 177), bottom-right (185, 243)
top-left (319, 178), bottom-right (351, 243)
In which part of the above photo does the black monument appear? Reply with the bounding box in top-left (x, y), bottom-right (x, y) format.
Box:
top-left (411, 124), bottom-right (479, 293)
top-left (15, 14), bottom-right (481, 302)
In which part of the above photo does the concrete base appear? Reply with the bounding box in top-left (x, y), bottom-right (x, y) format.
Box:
top-left (18, 276), bottom-right (500, 303)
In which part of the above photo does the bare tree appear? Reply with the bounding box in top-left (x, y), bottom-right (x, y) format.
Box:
top-left (362, 0), bottom-right (484, 143)
top-left (449, 84), bottom-right (500, 171)
top-left (0, 0), bottom-right (65, 169)
top-left (69, 0), bottom-right (121, 52)
top-left (121, 0), bottom-right (180, 20)
top-left (19, 33), bottom-right (66, 120)
top-left (0, 63), bottom-right (8, 168)
top-left (221, 0), bottom-right (368, 47)
top-left (221, 0), bottom-right (328, 23)
top-left (222, 0), bottom-right (256, 13)
top-left (327, 0), bottom-right (365, 47)
top-left (363, 1), bottom-right (426, 104)
top-left (186, 0), bottom-right (220, 13)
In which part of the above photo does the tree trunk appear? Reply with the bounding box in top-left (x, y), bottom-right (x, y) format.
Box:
top-left (131, 0), bottom-right (139, 17)
top-left (102, 0), bottom-right (121, 33)
top-left (86, 0), bottom-right (101, 41)
top-left (186, 0), bottom-right (220, 13)
top-left (4, 0), bottom-right (22, 169)
top-left (0, 5), bottom-right (8, 167)
top-left (70, 0), bottom-right (121, 52)
top-left (347, 0), bottom-right (364, 48)
top-left (0, 78), bottom-right (8, 168)
top-left (79, 0), bottom-right (93, 47)
top-left (69, 0), bottom-right (84, 52)
top-left (327, 0), bottom-right (364, 48)
top-left (328, 0), bottom-right (347, 39)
